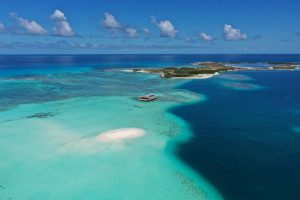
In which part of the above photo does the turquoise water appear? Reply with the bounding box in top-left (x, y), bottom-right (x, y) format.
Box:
top-left (1, 54), bottom-right (300, 200)
top-left (0, 65), bottom-right (222, 199)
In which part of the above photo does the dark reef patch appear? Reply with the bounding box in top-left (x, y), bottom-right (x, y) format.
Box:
top-left (26, 112), bottom-right (56, 119)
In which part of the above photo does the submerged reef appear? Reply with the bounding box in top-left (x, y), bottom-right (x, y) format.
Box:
top-left (293, 127), bottom-right (300, 133)
top-left (26, 112), bottom-right (56, 119)
top-left (222, 82), bottom-right (261, 91)
top-left (217, 74), bottom-right (252, 81)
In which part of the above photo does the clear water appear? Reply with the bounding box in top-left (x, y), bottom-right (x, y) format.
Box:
top-left (173, 70), bottom-right (300, 200)
top-left (0, 56), bottom-right (221, 200)
top-left (0, 55), bottom-right (300, 200)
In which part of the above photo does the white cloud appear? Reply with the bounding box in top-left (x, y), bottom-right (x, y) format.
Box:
top-left (102, 12), bottom-right (140, 39)
top-left (50, 10), bottom-right (74, 36)
top-left (125, 28), bottom-right (138, 38)
top-left (199, 32), bottom-right (213, 41)
top-left (103, 13), bottom-right (121, 29)
top-left (224, 24), bottom-right (247, 41)
top-left (153, 17), bottom-right (177, 38)
top-left (0, 22), bottom-right (4, 32)
top-left (9, 12), bottom-right (47, 35)
top-left (143, 28), bottom-right (150, 34)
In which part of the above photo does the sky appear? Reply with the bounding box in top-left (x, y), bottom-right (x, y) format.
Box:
top-left (0, 0), bottom-right (300, 54)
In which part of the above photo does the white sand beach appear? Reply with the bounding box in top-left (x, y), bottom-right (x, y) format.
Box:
top-left (96, 128), bottom-right (145, 142)
top-left (171, 73), bottom-right (219, 79)
top-left (122, 68), bottom-right (219, 79)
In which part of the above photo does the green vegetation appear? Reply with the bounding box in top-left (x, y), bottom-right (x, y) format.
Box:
top-left (132, 63), bottom-right (235, 78)
top-left (130, 62), bottom-right (299, 79)
top-left (272, 65), bottom-right (297, 70)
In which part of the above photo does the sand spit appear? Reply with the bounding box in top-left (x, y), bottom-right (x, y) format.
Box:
top-left (96, 128), bottom-right (145, 142)
top-left (171, 73), bottom-right (219, 79)
top-left (121, 69), bottom-right (218, 79)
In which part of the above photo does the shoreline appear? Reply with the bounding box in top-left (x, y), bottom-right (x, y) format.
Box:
top-left (121, 69), bottom-right (219, 79)
top-left (121, 61), bottom-right (299, 80)
top-left (170, 72), bottom-right (219, 79)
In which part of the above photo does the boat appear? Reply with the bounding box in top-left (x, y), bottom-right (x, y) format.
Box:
top-left (138, 94), bottom-right (158, 102)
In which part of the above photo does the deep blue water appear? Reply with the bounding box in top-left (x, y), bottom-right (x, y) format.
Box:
top-left (1, 54), bottom-right (300, 77)
top-left (1, 54), bottom-right (300, 200)
top-left (1, 54), bottom-right (300, 68)
top-left (173, 71), bottom-right (300, 200)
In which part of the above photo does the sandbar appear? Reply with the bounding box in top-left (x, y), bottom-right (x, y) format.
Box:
top-left (96, 128), bottom-right (145, 142)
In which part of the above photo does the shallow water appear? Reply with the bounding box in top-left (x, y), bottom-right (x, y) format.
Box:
top-left (0, 66), bottom-right (222, 200)
top-left (1, 55), bottom-right (300, 200)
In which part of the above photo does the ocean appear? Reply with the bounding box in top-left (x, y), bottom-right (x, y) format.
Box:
top-left (0, 54), bottom-right (299, 200)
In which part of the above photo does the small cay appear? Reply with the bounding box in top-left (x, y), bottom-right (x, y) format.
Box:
top-left (126, 62), bottom-right (299, 79)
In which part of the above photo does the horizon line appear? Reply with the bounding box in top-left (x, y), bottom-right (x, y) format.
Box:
top-left (1, 53), bottom-right (300, 56)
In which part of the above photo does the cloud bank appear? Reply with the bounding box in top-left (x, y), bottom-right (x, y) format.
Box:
top-left (0, 41), bottom-right (208, 50)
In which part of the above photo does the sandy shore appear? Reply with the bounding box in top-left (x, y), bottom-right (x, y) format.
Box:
top-left (96, 128), bottom-right (145, 142)
top-left (121, 69), bottom-right (157, 74)
top-left (120, 69), bottom-right (135, 73)
top-left (171, 72), bottom-right (219, 79)
top-left (122, 69), bottom-right (219, 79)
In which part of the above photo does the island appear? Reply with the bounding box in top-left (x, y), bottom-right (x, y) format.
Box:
top-left (124, 62), bottom-right (299, 79)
